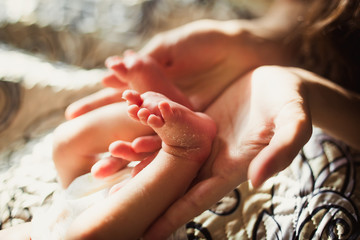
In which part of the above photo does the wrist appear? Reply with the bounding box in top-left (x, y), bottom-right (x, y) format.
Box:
top-left (297, 69), bottom-right (360, 149)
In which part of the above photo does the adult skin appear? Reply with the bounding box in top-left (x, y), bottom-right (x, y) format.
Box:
top-left (144, 66), bottom-right (360, 239)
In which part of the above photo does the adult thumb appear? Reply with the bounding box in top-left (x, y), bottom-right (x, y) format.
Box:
top-left (248, 114), bottom-right (312, 188)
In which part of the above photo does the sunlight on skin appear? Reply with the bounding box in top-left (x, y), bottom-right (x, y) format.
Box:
top-left (66, 90), bottom-right (216, 240)
top-left (144, 67), bottom-right (313, 239)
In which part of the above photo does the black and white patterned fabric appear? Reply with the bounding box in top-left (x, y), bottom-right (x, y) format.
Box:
top-left (188, 128), bottom-right (360, 239)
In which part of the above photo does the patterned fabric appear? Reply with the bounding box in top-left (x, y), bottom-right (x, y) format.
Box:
top-left (188, 128), bottom-right (360, 239)
top-left (0, 46), bottom-right (102, 229)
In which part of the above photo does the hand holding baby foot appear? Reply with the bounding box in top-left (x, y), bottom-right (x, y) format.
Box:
top-left (90, 49), bottom-right (199, 181)
top-left (92, 89), bottom-right (217, 191)
top-left (144, 66), bottom-right (313, 239)
top-left (69, 89), bottom-right (216, 240)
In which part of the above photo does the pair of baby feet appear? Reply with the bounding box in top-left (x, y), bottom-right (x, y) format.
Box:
top-left (92, 52), bottom-right (216, 182)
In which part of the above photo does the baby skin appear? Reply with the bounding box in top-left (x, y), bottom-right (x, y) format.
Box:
top-left (105, 51), bottom-right (193, 109)
top-left (54, 52), bottom-right (193, 187)
top-left (91, 52), bottom-right (195, 179)
top-left (109, 89), bottom-right (217, 192)
top-left (67, 90), bottom-right (216, 239)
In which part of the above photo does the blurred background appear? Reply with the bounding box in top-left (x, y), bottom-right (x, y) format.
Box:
top-left (0, 0), bottom-right (271, 230)
top-left (0, 0), bottom-right (272, 152)
top-left (0, 0), bottom-right (271, 68)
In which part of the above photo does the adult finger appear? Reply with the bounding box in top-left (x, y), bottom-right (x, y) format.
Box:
top-left (65, 88), bottom-right (125, 119)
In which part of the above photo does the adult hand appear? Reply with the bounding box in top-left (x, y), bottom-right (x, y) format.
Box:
top-left (68, 18), bottom-right (288, 117)
top-left (73, 19), bottom-right (269, 178)
top-left (144, 66), bottom-right (313, 239)
top-left (113, 19), bottom-right (286, 111)
top-left (140, 19), bottom-right (253, 110)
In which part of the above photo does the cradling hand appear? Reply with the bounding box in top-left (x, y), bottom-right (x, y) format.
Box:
top-left (143, 66), bottom-right (313, 239)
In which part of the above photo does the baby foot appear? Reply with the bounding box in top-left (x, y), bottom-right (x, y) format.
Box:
top-left (106, 52), bottom-right (193, 109)
top-left (123, 90), bottom-right (216, 160)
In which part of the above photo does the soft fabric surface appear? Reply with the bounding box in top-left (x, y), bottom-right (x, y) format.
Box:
top-left (190, 128), bottom-right (360, 239)
top-left (0, 46), bottom-right (103, 230)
